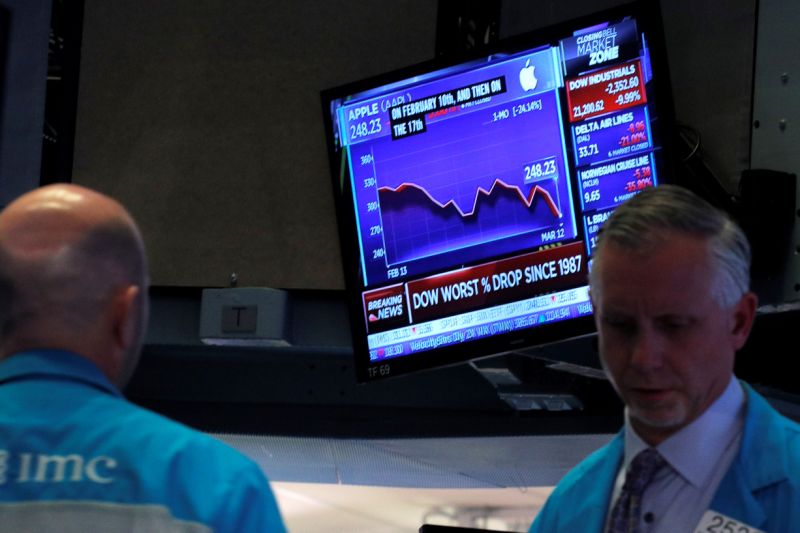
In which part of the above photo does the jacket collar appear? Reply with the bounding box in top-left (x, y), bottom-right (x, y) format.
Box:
top-left (556, 432), bottom-right (624, 531)
top-left (737, 383), bottom-right (790, 489)
top-left (707, 382), bottom-right (791, 528)
top-left (0, 349), bottom-right (121, 398)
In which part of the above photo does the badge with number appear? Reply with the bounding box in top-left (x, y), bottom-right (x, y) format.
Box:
top-left (695, 510), bottom-right (765, 533)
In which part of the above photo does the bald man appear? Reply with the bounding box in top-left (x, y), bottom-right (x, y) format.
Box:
top-left (0, 185), bottom-right (286, 532)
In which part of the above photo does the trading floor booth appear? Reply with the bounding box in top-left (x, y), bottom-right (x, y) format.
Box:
top-left (2, 0), bottom-right (799, 530)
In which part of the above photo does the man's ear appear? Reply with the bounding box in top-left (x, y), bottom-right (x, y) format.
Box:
top-left (730, 291), bottom-right (758, 351)
top-left (111, 285), bottom-right (141, 353)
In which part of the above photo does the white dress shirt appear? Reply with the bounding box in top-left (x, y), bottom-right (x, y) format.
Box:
top-left (606, 376), bottom-right (746, 532)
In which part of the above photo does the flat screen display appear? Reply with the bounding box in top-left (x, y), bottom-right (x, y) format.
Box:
top-left (322, 1), bottom-right (675, 382)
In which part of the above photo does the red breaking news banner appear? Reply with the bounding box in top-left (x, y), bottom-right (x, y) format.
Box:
top-left (362, 283), bottom-right (409, 334)
top-left (405, 241), bottom-right (586, 324)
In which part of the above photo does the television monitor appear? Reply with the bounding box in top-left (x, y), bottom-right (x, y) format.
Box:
top-left (322, 0), bottom-right (676, 382)
top-left (0, 2), bottom-right (51, 209)
top-left (0, 5), bottom-right (9, 151)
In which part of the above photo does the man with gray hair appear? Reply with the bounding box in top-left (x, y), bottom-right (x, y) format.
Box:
top-left (0, 184), bottom-right (285, 532)
top-left (530, 185), bottom-right (800, 532)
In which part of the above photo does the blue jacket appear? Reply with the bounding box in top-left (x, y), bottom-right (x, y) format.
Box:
top-left (0, 350), bottom-right (286, 532)
top-left (530, 383), bottom-right (800, 532)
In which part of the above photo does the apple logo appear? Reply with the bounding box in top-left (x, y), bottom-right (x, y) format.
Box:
top-left (519, 59), bottom-right (538, 91)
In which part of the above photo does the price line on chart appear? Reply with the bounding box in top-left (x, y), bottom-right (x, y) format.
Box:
top-left (378, 179), bottom-right (563, 219)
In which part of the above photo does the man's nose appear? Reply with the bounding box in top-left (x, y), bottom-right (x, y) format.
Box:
top-left (629, 327), bottom-right (663, 371)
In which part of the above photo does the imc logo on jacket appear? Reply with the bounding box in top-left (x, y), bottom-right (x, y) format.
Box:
top-left (0, 450), bottom-right (116, 484)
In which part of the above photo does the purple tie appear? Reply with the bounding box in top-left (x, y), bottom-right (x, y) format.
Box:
top-left (606, 448), bottom-right (665, 533)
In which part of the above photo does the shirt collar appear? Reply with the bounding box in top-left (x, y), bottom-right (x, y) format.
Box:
top-left (0, 349), bottom-right (122, 398)
top-left (624, 376), bottom-right (746, 487)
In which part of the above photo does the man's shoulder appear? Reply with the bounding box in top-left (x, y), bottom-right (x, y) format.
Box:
top-left (742, 384), bottom-right (800, 477)
top-left (549, 433), bottom-right (622, 498)
top-left (112, 400), bottom-right (256, 470)
top-left (744, 385), bottom-right (800, 441)
top-left (529, 434), bottom-right (622, 532)
top-left (113, 404), bottom-right (284, 531)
